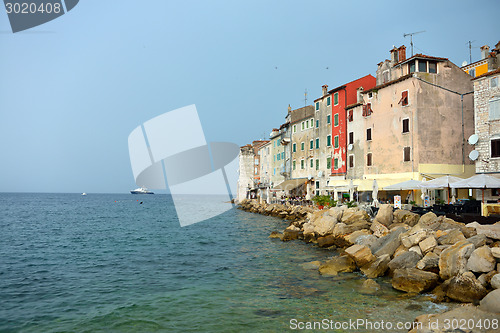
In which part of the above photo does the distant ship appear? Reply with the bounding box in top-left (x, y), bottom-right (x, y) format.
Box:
top-left (130, 187), bottom-right (154, 194)
top-left (81, 193), bottom-right (87, 196)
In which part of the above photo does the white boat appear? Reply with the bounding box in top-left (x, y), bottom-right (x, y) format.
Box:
top-left (81, 193), bottom-right (87, 196)
top-left (130, 187), bottom-right (154, 194)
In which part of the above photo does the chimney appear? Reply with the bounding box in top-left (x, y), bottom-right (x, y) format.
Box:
top-left (288, 104), bottom-right (291, 113)
top-left (322, 84), bottom-right (328, 96)
top-left (356, 87), bottom-right (364, 104)
top-left (481, 45), bottom-right (490, 59)
top-left (390, 46), bottom-right (398, 65)
top-left (398, 45), bottom-right (406, 62)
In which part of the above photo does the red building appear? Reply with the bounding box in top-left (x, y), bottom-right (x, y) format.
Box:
top-left (329, 75), bottom-right (376, 175)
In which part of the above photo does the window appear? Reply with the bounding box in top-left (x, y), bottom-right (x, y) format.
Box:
top-left (316, 119), bottom-right (319, 128)
top-left (400, 90), bottom-right (409, 106)
top-left (402, 118), bottom-right (410, 133)
top-left (316, 138), bottom-right (320, 149)
top-left (305, 120), bottom-right (309, 129)
top-left (310, 119), bottom-right (314, 127)
top-left (274, 168), bottom-right (276, 175)
top-left (334, 135), bottom-right (339, 148)
top-left (362, 103), bottom-right (373, 116)
top-left (277, 154), bottom-right (280, 161)
top-left (334, 158), bottom-right (338, 170)
top-left (316, 159), bottom-right (319, 170)
top-left (310, 140), bottom-right (313, 150)
top-left (293, 160), bottom-right (296, 170)
top-left (367, 153), bottom-right (372, 166)
top-left (409, 61), bottom-right (415, 73)
top-left (301, 122), bottom-right (305, 130)
top-left (418, 60), bottom-right (427, 72)
top-left (293, 143), bottom-right (296, 152)
top-left (327, 114), bottom-right (331, 124)
top-left (315, 102), bottom-right (319, 111)
top-left (382, 70), bottom-right (389, 83)
top-left (315, 181), bottom-right (319, 189)
top-left (404, 147), bottom-right (411, 162)
top-left (491, 77), bottom-right (498, 88)
top-left (327, 135), bottom-right (331, 147)
top-left (490, 97), bottom-right (500, 120)
top-left (301, 159), bottom-right (304, 169)
top-left (349, 132), bottom-right (354, 145)
top-left (310, 159), bottom-right (314, 168)
top-left (492, 139), bottom-right (500, 158)
top-left (327, 96), bottom-right (331, 106)
top-left (293, 124), bottom-right (297, 133)
top-left (366, 128), bottom-right (372, 141)
top-left (349, 155), bottom-right (354, 168)
top-left (334, 92), bottom-right (339, 105)
top-left (348, 109), bottom-right (353, 122)
top-left (327, 157), bottom-right (331, 169)
top-left (281, 152), bottom-right (284, 159)
top-left (469, 68), bottom-right (476, 78)
top-left (428, 61), bottom-right (437, 74)
top-left (334, 113), bottom-right (339, 126)
top-left (368, 92), bottom-right (373, 99)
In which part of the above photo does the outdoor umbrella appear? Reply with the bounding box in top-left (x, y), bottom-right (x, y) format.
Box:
top-left (383, 179), bottom-right (423, 191)
top-left (419, 175), bottom-right (463, 203)
top-left (372, 179), bottom-right (379, 206)
top-left (450, 174), bottom-right (500, 203)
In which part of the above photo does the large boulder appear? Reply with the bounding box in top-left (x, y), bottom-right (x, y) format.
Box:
top-left (438, 240), bottom-right (475, 280)
top-left (370, 220), bottom-right (389, 237)
top-left (466, 222), bottom-right (500, 240)
top-left (393, 209), bottom-right (420, 226)
top-left (443, 272), bottom-right (488, 303)
top-left (344, 244), bottom-right (376, 267)
top-left (282, 225), bottom-right (301, 241)
top-left (491, 274), bottom-right (500, 289)
top-left (325, 206), bottom-right (345, 221)
top-left (419, 236), bottom-right (438, 254)
top-left (490, 246), bottom-right (500, 259)
top-left (341, 208), bottom-right (370, 225)
top-left (373, 204), bottom-right (393, 227)
top-left (354, 234), bottom-right (378, 248)
top-left (480, 289), bottom-right (500, 314)
top-left (388, 250), bottom-right (422, 273)
top-left (360, 254), bottom-right (390, 278)
top-left (401, 229), bottom-right (430, 248)
top-left (317, 235), bottom-right (336, 248)
top-left (417, 212), bottom-right (440, 229)
top-left (345, 230), bottom-right (371, 244)
top-left (392, 268), bottom-right (439, 293)
top-left (371, 226), bottom-right (408, 258)
top-left (318, 255), bottom-right (356, 276)
top-left (467, 246), bottom-right (496, 273)
top-left (437, 229), bottom-right (466, 245)
top-left (478, 271), bottom-right (498, 288)
top-left (416, 252), bottom-right (440, 271)
top-left (467, 234), bottom-right (488, 248)
top-left (436, 216), bottom-right (466, 231)
top-left (312, 215), bottom-right (338, 236)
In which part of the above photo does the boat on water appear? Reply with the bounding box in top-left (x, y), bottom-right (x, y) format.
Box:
top-left (81, 193), bottom-right (87, 196)
top-left (130, 187), bottom-right (154, 194)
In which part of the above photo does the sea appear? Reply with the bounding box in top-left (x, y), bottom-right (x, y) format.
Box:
top-left (0, 193), bottom-right (452, 332)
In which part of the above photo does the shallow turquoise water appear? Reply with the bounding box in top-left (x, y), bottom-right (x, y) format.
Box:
top-left (0, 193), bottom-right (449, 332)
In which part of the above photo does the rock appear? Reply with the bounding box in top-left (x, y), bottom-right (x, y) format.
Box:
top-left (388, 251), bottom-right (422, 272)
top-left (300, 261), bottom-right (322, 270)
top-left (302, 222), bottom-right (315, 242)
top-left (437, 228), bottom-right (466, 245)
top-left (491, 274), bottom-right (500, 289)
top-left (360, 254), bottom-right (390, 278)
top-left (418, 212), bottom-right (439, 229)
top-left (462, 226), bottom-right (478, 238)
top-left (467, 234), bottom-right (488, 248)
top-left (416, 252), bottom-right (440, 271)
top-left (269, 231), bottom-right (283, 240)
top-left (341, 208), bottom-right (370, 225)
top-left (401, 229), bottom-right (429, 248)
top-left (312, 215), bottom-right (338, 236)
top-left (419, 236), bottom-right (437, 254)
top-left (345, 230), bottom-right (371, 244)
top-left (359, 279), bottom-right (380, 295)
top-left (467, 246), bottom-right (496, 273)
top-left (370, 220), bottom-right (389, 237)
top-left (444, 272), bottom-right (488, 303)
top-left (411, 304), bottom-right (499, 333)
top-left (480, 289), bottom-right (500, 314)
top-left (282, 225), bottom-right (300, 241)
top-left (466, 222), bottom-right (500, 240)
top-left (318, 255), bottom-right (356, 276)
top-left (393, 209), bottom-right (420, 227)
top-left (371, 226), bottom-right (407, 258)
top-left (333, 220), bottom-right (371, 236)
top-left (354, 234), bottom-right (378, 248)
top-left (392, 268), bottom-right (439, 293)
top-left (393, 244), bottom-right (407, 258)
top-left (325, 206), bottom-right (345, 221)
top-left (478, 271), bottom-right (498, 288)
top-left (491, 246), bottom-right (500, 259)
top-left (373, 204), bottom-right (393, 227)
top-left (344, 244), bottom-right (376, 267)
top-left (317, 235), bottom-right (336, 248)
top-left (439, 240), bottom-right (475, 280)
top-left (436, 216), bottom-right (466, 231)
top-left (432, 244), bottom-right (449, 256)
top-left (409, 245), bottom-right (422, 256)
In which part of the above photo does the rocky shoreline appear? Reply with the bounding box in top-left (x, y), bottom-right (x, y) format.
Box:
top-left (238, 199), bottom-right (500, 333)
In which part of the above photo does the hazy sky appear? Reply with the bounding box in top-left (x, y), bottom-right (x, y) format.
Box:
top-left (1, 0), bottom-right (499, 193)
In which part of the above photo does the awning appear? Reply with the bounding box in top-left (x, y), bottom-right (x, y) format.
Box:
top-left (273, 178), bottom-right (308, 190)
top-left (383, 179), bottom-right (423, 191)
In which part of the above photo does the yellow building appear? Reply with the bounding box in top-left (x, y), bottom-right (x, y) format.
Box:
top-left (461, 42), bottom-right (500, 78)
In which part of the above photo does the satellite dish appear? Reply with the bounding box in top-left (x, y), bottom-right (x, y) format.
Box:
top-left (469, 150), bottom-right (479, 161)
top-left (347, 144), bottom-right (353, 151)
top-left (468, 134), bottom-right (479, 145)
top-left (462, 61), bottom-right (468, 67)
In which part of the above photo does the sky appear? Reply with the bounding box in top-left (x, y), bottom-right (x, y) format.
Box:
top-left (0, 0), bottom-right (499, 193)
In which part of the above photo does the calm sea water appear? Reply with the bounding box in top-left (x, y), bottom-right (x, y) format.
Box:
top-left (0, 193), bottom-right (450, 332)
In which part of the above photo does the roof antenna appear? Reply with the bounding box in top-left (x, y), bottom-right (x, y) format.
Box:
top-left (304, 88), bottom-right (308, 107)
top-left (403, 30), bottom-right (426, 56)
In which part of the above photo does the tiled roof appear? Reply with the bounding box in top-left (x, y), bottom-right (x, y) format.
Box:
top-left (395, 53), bottom-right (448, 66)
top-left (364, 74), bottom-right (413, 93)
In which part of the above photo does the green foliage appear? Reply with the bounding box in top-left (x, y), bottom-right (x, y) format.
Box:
top-left (312, 195), bottom-right (332, 207)
top-left (346, 201), bottom-right (357, 208)
top-left (410, 200), bottom-right (416, 206)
